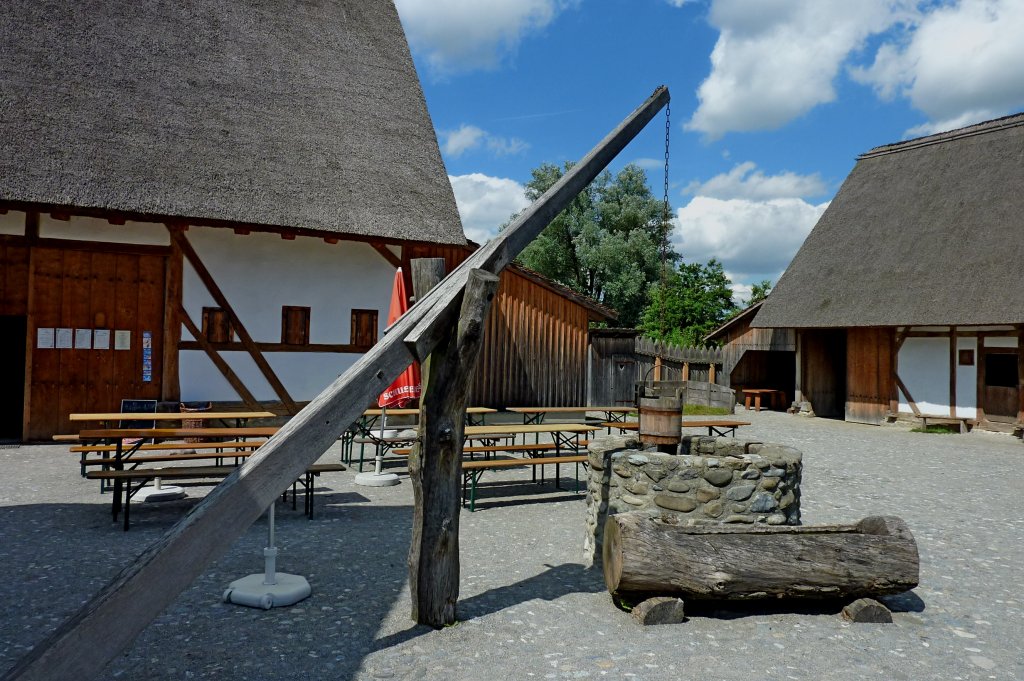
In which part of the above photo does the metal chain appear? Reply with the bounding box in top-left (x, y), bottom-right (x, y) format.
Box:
top-left (658, 101), bottom-right (671, 339)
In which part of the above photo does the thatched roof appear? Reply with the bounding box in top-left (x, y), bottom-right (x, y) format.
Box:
top-left (754, 112), bottom-right (1024, 328)
top-left (0, 1), bottom-right (465, 245)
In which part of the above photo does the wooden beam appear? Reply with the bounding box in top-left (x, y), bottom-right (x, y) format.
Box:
top-left (0, 87), bottom-right (669, 681)
top-left (25, 212), bottom-right (39, 241)
top-left (169, 229), bottom-right (298, 414)
top-left (161, 239), bottom-right (183, 402)
top-left (371, 242), bottom-right (402, 269)
top-left (403, 86), bottom-right (670, 362)
top-left (894, 373), bottom-right (921, 418)
top-left (177, 341), bottom-right (374, 354)
top-left (949, 327), bottom-right (957, 418)
top-left (178, 307), bottom-right (261, 411)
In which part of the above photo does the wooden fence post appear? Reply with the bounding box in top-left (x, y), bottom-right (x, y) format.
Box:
top-left (409, 261), bottom-right (499, 626)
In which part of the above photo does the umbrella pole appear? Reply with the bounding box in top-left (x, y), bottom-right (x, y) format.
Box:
top-left (223, 503), bottom-right (311, 609)
top-left (354, 405), bottom-right (400, 486)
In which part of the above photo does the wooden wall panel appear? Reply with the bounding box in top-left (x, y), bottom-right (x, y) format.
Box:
top-left (846, 327), bottom-right (894, 425)
top-left (25, 247), bottom-right (165, 439)
top-left (0, 244), bottom-right (30, 315)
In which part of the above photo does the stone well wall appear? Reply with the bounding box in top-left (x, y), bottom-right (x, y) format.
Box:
top-left (583, 435), bottom-right (802, 565)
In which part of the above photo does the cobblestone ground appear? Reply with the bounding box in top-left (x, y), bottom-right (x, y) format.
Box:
top-left (0, 411), bottom-right (1021, 680)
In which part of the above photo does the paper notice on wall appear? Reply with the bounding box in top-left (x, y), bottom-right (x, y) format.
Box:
top-left (36, 328), bottom-right (55, 349)
top-left (114, 330), bottom-right (131, 350)
top-left (74, 328), bottom-right (92, 349)
top-left (55, 328), bottom-right (73, 349)
top-left (142, 331), bottom-right (153, 382)
top-left (94, 329), bottom-right (111, 350)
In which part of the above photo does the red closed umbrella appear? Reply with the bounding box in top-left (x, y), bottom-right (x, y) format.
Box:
top-left (378, 268), bottom-right (421, 408)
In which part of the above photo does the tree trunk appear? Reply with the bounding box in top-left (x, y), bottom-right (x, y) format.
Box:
top-left (408, 261), bottom-right (499, 627)
top-left (603, 513), bottom-right (919, 601)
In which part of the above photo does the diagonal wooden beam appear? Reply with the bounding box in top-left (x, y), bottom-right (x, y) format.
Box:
top-left (169, 229), bottom-right (298, 414)
top-left (178, 305), bottom-right (262, 411)
top-left (1, 86), bottom-right (669, 681)
top-left (894, 373), bottom-right (921, 417)
top-left (370, 242), bottom-right (402, 269)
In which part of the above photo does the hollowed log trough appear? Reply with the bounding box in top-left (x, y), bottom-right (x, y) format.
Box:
top-left (603, 513), bottom-right (919, 602)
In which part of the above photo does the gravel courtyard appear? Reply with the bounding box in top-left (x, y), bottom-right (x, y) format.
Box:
top-left (1, 410), bottom-right (1021, 680)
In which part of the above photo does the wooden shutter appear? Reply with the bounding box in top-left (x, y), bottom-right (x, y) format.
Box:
top-left (351, 309), bottom-right (378, 348)
top-left (281, 306), bottom-right (311, 345)
top-left (201, 307), bottom-right (233, 343)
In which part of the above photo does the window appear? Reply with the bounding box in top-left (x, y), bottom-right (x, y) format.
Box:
top-left (282, 306), bottom-right (311, 345)
top-left (201, 307), bottom-right (234, 343)
top-left (984, 352), bottom-right (1018, 388)
top-left (351, 309), bottom-right (378, 348)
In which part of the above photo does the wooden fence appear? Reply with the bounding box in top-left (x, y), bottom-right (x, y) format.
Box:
top-left (589, 332), bottom-right (725, 406)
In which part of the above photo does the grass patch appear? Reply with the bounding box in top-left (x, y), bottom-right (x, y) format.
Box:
top-left (683, 404), bottom-right (731, 416)
top-left (910, 425), bottom-right (958, 434)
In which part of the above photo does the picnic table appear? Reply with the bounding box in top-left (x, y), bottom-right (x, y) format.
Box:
top-left (507, 406), bottom-right (634, 430)
top-left (69, 411), bottom-right (276, 426)
top-left (343, 407), bottom-right (499, 464)
top-left (741, 388), bottom-right (785, 412)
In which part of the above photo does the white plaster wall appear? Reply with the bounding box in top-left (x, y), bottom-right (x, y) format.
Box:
top-left (0, 211), bottom-right (25, 235)
top-left (40, 215), bottom-right (170, 245)
top-left (984, 336), bottom-right (1018, 348)
top-left (179, 228), bottom-right (395, 401)
top-left (956, 336), bottom-right (977, 418)
top-left (898, 337), bottom-right (950, 415)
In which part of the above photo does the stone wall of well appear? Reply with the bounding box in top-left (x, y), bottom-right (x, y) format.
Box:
top-left (584, 434), bottom-right (802, 566)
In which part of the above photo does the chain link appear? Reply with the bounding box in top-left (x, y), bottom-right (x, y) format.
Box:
top-left (658, 101), bottom-right (671, 338)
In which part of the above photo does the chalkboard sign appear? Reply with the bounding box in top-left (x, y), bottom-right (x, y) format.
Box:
top-left (119, 399), bottom-right (157, 429)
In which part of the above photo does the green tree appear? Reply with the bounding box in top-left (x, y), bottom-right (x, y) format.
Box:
top-left (748, 279), bottom-right (772, 305)
top-left (639, 259), bottom-right (738, 346)
top-left (511, 161), bottom-right (676, 326)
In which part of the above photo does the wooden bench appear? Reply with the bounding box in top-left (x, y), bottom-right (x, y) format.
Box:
top-left (71, 441), bottom-right (268, 478)
top-left (86, 463), bottom-right (345, 530)
top-left (461, 455), bottom-right (588, 512)
top-left (392, 441), bottom-right (591, 457)
top-left (917, 415), bottom-right (974, 433)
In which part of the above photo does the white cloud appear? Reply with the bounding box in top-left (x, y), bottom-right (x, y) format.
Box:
top-left (441, 125), bottom-right (528, 158)
top-left (684, 161), bottom-right (828, 200)
top-left (851, 0), bottom-right (1024, 136)
top-left (449, 173), bottom-right (530, 244)
top-left (687, 0), bottom-right (913, 138)
top-left (672, 196), bottom-right (829, 286)
top-left (394, 0), bottom-right (575, 76)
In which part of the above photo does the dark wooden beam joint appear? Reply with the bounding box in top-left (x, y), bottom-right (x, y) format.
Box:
top-left (409, 262), bottom-right (500, 628)
top-left (371, 242), bottom-right (402, 269)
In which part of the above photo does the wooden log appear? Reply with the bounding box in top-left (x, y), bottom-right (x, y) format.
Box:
top-left (1, 88), bottom-right (669, 681)
top-left (409, 266), bottom-right (499, 627)
top-left (603, 513), bottom-right (919, 601)
top-left (842, 597), bottom-right (893, 623)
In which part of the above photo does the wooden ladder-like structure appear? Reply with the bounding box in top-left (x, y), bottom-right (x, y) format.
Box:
top-left (3, 86), bottom-right (670, 681)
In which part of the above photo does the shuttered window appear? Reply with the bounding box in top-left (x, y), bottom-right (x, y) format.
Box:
top-left (351, 309), bottom-right (378, 348)
top-left (281, 306), bottom-right (311, 345)
top-left (201, 307), bottom-right (234, 343)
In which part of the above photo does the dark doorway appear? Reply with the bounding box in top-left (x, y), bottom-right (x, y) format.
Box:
top-left (980, 348), bottom-right (1020, 422)
top-left (799, 329), bottom-right (847, 418)
top-left (0, 316), bottom-right (27, 440)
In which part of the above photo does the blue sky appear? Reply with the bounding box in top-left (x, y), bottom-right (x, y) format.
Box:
top-left (394, 0), bottom-right (1024, 302)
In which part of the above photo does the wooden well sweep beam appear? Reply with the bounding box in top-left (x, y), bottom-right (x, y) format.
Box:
top-left (1, 86), bottom-right (669, 681)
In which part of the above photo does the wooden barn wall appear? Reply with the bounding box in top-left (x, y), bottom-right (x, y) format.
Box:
top-left (403, 245), bottom-right (590, 407)
top-left (845, 327), bottom-right (894, 425)
top-left (25, 246), bottom-right (165, 439)
top-left (588, 331), bottom-right (639, 406)
top-left (0, 243), bottom-right (30, 315)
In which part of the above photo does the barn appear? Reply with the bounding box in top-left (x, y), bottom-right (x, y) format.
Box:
top-left (752, 113), bottom-right (1024, 432)
top-left (0, 1), bottom-right (611, 441)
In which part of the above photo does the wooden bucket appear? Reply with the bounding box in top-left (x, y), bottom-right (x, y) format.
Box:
top-left (638, 396), bottom-right (681, 446)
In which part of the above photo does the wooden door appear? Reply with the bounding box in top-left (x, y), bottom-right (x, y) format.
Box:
top-left (25, 247), bottom-right (165, 439)
top-left (798, 329), bottom-right (846, 418)
top-left (846, 327), bottom-right (894, 425)
top-left (980, 348), bottom-right (1020, 422)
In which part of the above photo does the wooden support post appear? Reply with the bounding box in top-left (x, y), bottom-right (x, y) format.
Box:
top-left (161, 236), bottom-right (183, 402)
top-left (408, 260), bottom-right (499, 627)
top-left (949, 327), bottom-right (957, 418)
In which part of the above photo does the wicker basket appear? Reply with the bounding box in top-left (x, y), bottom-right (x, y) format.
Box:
top-left (180, 402), bottom-right (212, 443)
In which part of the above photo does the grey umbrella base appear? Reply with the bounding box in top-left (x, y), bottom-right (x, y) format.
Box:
top-left (223, 505), bottom-right (311, 609)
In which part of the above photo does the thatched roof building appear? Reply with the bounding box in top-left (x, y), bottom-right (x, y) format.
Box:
top-left (749, 114), bottom-right (1023, 430)
top-left (0, 0), bottom-right (464, 245)
top-left (754, 113), bottom-right (1024, 329)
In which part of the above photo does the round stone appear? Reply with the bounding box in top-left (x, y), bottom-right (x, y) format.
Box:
top-left (766, 512), bottom-right (787, 525)
top-left (703, 501), bottom-right (723, 518)
top-left (621, 494), bottom-right (646, 506)
top-left (695, 486), bottom-right (720, 503)
top-left (724, 514), bottom-right (754, 523)
top-left (654, 494), bottom-right (697, 512)
top-left (725, 484), bottom-right (756, 501)
top-left (759, 477), bottom-right (779, 491)
top-left (703, 468), bottom-right (734, 486)
top-left (666, 479), bottom-right (691, 493)
top-left (741, 469), bottom-right (761, 480)
top-left (749, 493), bottom-right (778, 513)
